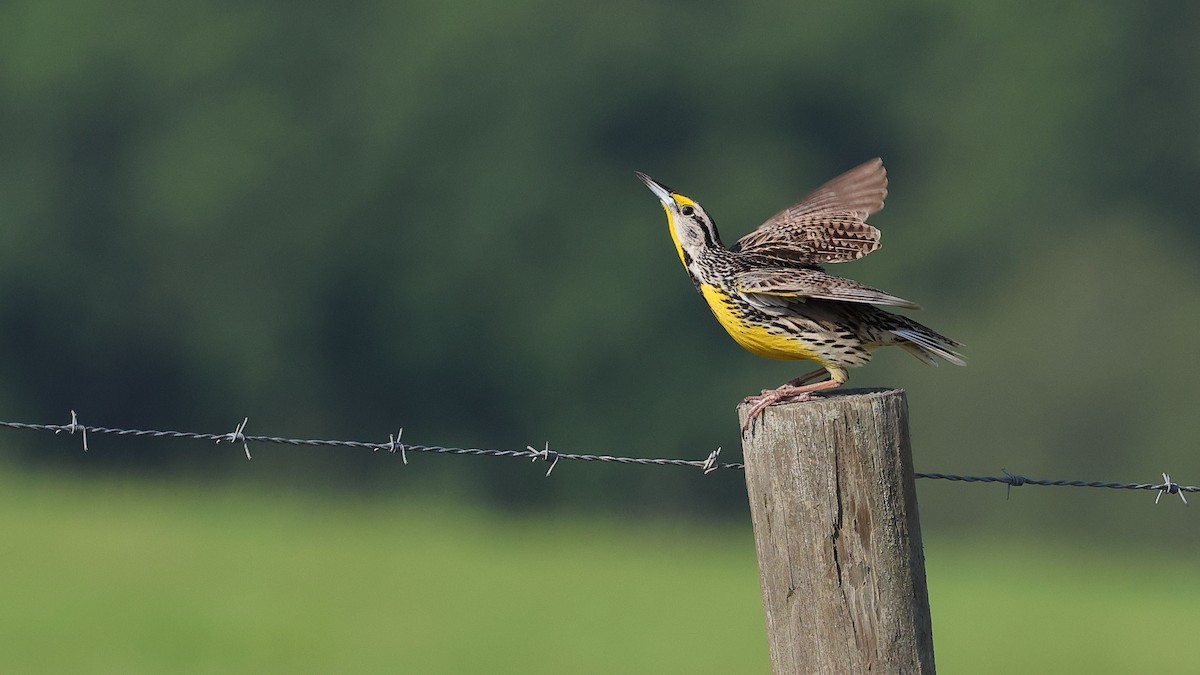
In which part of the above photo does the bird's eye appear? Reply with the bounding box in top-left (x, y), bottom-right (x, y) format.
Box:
top-left (681, 206), bottom-right (695, 216)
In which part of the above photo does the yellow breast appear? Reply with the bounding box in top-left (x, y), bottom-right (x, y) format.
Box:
top-left (698, 284), bottom-right (820, 361)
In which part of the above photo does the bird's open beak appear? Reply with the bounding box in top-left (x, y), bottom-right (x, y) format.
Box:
top-left (635, 171), bottom-right (676, 206)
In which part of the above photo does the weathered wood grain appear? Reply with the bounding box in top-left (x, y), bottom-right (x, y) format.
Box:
top-left (738, 388), bottom-right (934, 674)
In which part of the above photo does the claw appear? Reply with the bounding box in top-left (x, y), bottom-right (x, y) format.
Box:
top-left (740, 377), bottom-right (843, 432)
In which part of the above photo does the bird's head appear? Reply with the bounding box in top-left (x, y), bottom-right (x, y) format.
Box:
top-left (636, 172), bottom-right (721, 269)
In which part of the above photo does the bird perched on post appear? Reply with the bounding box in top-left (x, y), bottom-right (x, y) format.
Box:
top-left (637, 159), bottom-right (964, 430)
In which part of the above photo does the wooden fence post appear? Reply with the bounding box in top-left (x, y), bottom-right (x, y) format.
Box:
top-left (738, 388), bottom-right (935, 674)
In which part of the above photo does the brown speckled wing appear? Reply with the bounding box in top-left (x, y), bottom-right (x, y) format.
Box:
top-left (733, 158), bottom-right (887, 263)
top-left (733, 267), bottom-right (919, 309)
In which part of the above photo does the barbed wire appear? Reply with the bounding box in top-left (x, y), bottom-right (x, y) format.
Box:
top-left (0, 412), bottom-right (1193, 504)
top-left (0, 414), bottom-right (739, 474)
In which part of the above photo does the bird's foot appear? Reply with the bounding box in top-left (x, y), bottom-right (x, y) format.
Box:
top-left (740, 378), bottom-right (843, 432)
top-left (741, 386), bottom-right (814, 431)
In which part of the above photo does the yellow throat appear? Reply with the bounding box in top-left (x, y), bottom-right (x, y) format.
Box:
top-left (663, 193), bottom-right (699, 267)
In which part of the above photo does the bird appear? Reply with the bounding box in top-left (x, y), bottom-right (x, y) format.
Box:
top-left (636, 158), bottom-right (964, 430)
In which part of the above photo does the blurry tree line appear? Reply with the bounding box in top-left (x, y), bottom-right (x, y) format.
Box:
top-left (1, 0), bottom-right (1199, 539)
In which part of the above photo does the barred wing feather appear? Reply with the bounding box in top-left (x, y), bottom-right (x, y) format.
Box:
top-left (732, 158), bottom-right (887, 263)
top-left (733, 268), bottom-right (919, 309)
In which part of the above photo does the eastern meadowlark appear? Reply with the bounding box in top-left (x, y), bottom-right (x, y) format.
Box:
top-left (637, 159), bottom-right (964, 430)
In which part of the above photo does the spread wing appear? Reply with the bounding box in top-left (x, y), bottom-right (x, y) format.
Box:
top-left (733, 268), bottom-right (919, 309)
top-left (732, 158), bottom-right (887, 263)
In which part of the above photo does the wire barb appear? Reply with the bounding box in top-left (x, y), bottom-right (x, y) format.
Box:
top-left (1002, 468), bottom-right (1026, 500)
top-left (1155, 472), bottom-right (1188, 505)
top-left (527, 442), bottom-right (560, 477)
top-left (217, 417), bottom-right (251, 460)
top-left (381, 428), bottom-right (407, 465)
top-left (54, 410), bottom-right (88, 452)
top-left (701, 447), bottom-right (722, 475)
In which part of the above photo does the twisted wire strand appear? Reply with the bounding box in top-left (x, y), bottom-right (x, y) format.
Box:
top-left (0, 419), bottom-right (744, 471)
top-left (913, 471), bottom-right (1197, 495)
top-left (1, 418), bottom-right (1195, 499)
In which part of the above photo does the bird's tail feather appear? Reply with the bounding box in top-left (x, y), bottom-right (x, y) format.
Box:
top-left (890, 323), bottom-right (966, 367)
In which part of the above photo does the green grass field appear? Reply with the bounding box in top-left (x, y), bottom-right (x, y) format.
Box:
top-left (0, 467), bottom-right (1193, 673)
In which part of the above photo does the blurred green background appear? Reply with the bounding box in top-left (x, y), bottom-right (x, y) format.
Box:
top-left (1, 1), bottom-right (1198, 672)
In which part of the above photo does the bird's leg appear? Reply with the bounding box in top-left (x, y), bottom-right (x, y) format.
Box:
top-left (779, 368), bottom-right (829, 390)
top-left (741, 372), bottom-right (843, 432)
top-left (744, 368), bottom-right (827, 403)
